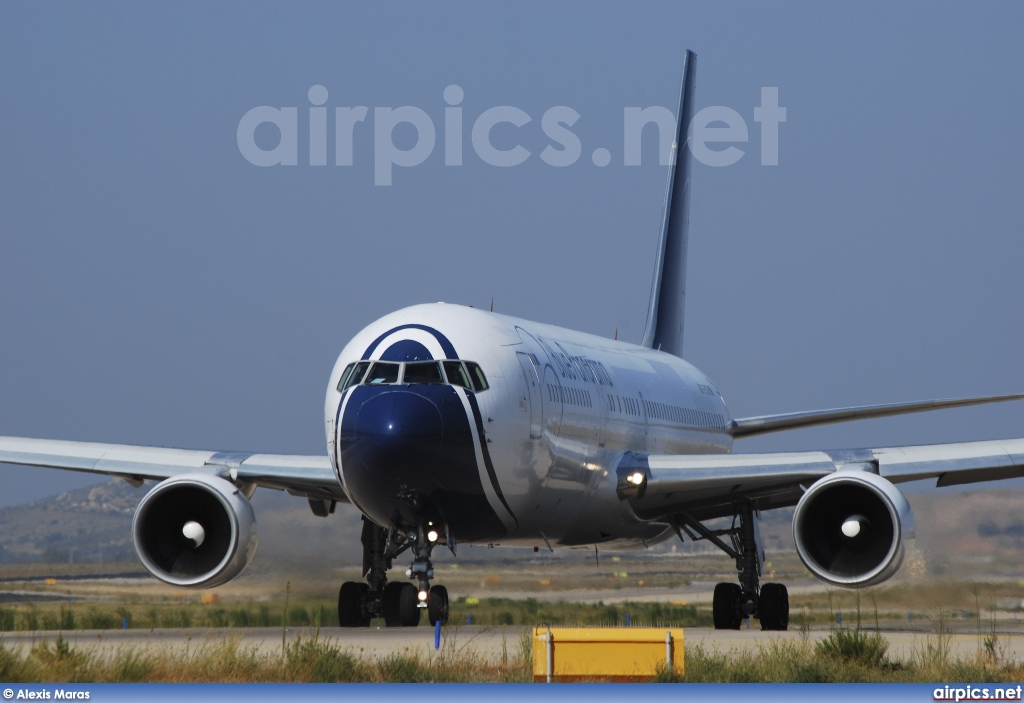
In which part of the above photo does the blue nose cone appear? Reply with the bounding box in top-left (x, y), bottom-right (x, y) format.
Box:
top-left (339, 386), bottom-right (447, 525)
top-left (337, 384), bottom-right (508, 541)
top-left (354, 390), bottom-right (444, 459)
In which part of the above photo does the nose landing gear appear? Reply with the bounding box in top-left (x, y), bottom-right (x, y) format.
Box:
top-left (427, 585), bottom-right (449, 627)
top-left (337, 516), bottom-right (452, 628)
top-left (405, 523), bottom-right (450, 626)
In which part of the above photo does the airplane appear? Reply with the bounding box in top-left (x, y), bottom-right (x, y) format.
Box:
top-left (2, 50), bottom-right (1023, 631)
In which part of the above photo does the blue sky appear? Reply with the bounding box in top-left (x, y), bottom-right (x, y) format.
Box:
top-left (1, 2), bottom-right (1022, 506)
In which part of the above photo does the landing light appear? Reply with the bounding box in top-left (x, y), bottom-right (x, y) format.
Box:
top-left (427, 530), bottom-right (439, 543)
top-left (418, 590), bottom-right (428, 602)
top-left (628, 472), bottom-right (645, 485)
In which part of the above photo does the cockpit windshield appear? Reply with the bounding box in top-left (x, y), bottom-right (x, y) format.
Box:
top-left (404, 361), bottom-right (444, 385)
top-left (365, 362), bottom-right (400, 385)
top-left (336, 358), bottom-right (490, 393)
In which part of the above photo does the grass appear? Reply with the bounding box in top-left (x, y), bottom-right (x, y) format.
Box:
top-left (0, 630), bottom-right (533, 683)
top-left (674, 601), bottom-right (1024, 683)
top-left (0, 597), bottom-right (709, 631)
top-left (4, 573), bottom-right (1024, 681)
top-left (681, 631), bottom-right (1024, 683)
top-left (455, 596), bottom-right (710, 628)
top-left (5, 622), bottom-right (1024, 682)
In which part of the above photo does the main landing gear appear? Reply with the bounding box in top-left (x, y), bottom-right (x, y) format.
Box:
top-left (674, 500), bottom-right (789, 631)
top-left (337, 517), bottom-right (452, 628)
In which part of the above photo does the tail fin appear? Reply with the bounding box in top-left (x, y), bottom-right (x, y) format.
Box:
top-left (640, 50), bottom-right (696, 358)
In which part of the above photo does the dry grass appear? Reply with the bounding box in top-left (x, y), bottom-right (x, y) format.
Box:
top-left (0, 596), bottom-right (710, 632)
top-left (6, 622), bottom-right (1024, 683)
top-left (0, 629), bottom-right (532, 683)
top-left (675, 632), bottom-right (1024, 683)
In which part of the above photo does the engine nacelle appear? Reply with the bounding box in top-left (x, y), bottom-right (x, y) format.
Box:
top-left (793, 471), bottom-right (914, 588)
top-left (132, 473), bottom-right (259, 588)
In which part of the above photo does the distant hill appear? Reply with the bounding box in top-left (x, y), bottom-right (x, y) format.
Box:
top-left (1, 477), bottom-right (1023, 577)
top-left (0, 479), bottom-right (142, 564)
top-left (0, 478), bottom-right (365, 569)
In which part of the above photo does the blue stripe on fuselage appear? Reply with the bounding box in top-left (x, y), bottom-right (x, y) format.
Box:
top-left (464, 392), bottom-right (518, 529)
top-left (361, 324), bottom-right (458, 361)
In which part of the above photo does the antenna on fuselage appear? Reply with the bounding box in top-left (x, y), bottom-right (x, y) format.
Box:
top-left (490, 297), bottom-right (494, 312)
top-left (640, 50), bottom-right (696, 359)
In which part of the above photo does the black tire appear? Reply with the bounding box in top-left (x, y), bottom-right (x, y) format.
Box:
top-left (713, 582), bottom-right (742, 630)
top-left (338, 581), bottom-right (365, 628)
top-left (759, 582), bottom-right (789, 631)
top-left (354, 583), bottom-right (371, 627)
top-left (382, 582), bottom-right (405, 627)
top-left (428, 585), bottom-right (449, 626)
top-left (398, 583), bottom-right (421, 627)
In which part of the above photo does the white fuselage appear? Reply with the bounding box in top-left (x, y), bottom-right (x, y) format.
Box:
top-left (324, 303), bottom-right (733, 549)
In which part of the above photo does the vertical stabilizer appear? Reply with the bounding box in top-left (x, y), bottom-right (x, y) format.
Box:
top-left (640, 50), bottom-right (696, 358)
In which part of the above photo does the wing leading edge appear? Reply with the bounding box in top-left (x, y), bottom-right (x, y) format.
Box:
top-left (617, 437), bottom-right (1024, 522)
top-left (0, 436), bottom-right (346, 503)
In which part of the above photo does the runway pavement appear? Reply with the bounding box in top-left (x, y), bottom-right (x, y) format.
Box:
top-left (3, 624), bottom-right (1024, 662)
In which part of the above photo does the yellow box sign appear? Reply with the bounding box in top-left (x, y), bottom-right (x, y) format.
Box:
top-left (532, 627), bottom-right (684, 682)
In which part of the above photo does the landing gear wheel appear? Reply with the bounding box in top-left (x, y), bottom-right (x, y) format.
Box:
top-left (398, 583), bottom-right (421, 627)
top-left (759, 583), bottom-right (789, 631)
top-left (382, 582), bottom-right (405, 627)
top-left (428, 585), bottom-right (449, 626)
top-left (713, 582), bottom-right (743, 630)
top-left (338, 581), bottom-right (370, 627)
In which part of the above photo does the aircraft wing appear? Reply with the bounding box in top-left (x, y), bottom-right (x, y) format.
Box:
top-left (0, 436), bottom-right (347, 503)
top-left (728, 393), bottom-right (1024, 438)
top-left (616, 437), bottom-right (1024, 522)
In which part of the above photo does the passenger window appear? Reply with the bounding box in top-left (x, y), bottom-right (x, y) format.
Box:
top-left (404, 361), bottom-right (444, 385)
top-left (443, 361), bottom-right (471, 389)
top-left (465, 362), bottom-right (489, 392)
top-left (364, 362), bottom-right (400, 385)
top-left (340, 361), bottom-right (371, 391)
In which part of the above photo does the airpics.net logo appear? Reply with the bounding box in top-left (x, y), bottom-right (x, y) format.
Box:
top-left (236, 85), bottom-right (786, 186)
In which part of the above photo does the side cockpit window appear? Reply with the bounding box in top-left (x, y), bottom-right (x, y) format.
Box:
top-left (365, 361), bottom-right (400, 385)
top-left (443, 361), bottom-right (472, 389)
top-left (337, 361), bottom-right (371, 392)
top-left (465, 362), bottom-right (489, 392)
top-left (336, 363), bottom-right (354, 392)
top-left (404, 361), bottom-right (444, 385)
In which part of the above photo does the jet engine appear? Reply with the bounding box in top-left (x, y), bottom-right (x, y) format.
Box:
top-left (132, 474), bottom-right (258, 588)
top-left (793, 471), bottom-right (914, 588)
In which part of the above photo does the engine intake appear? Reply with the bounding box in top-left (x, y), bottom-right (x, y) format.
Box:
top-left (132, 474), bottom-right (258, 588)
top-left (793, 471), bottom-right (914, 588)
